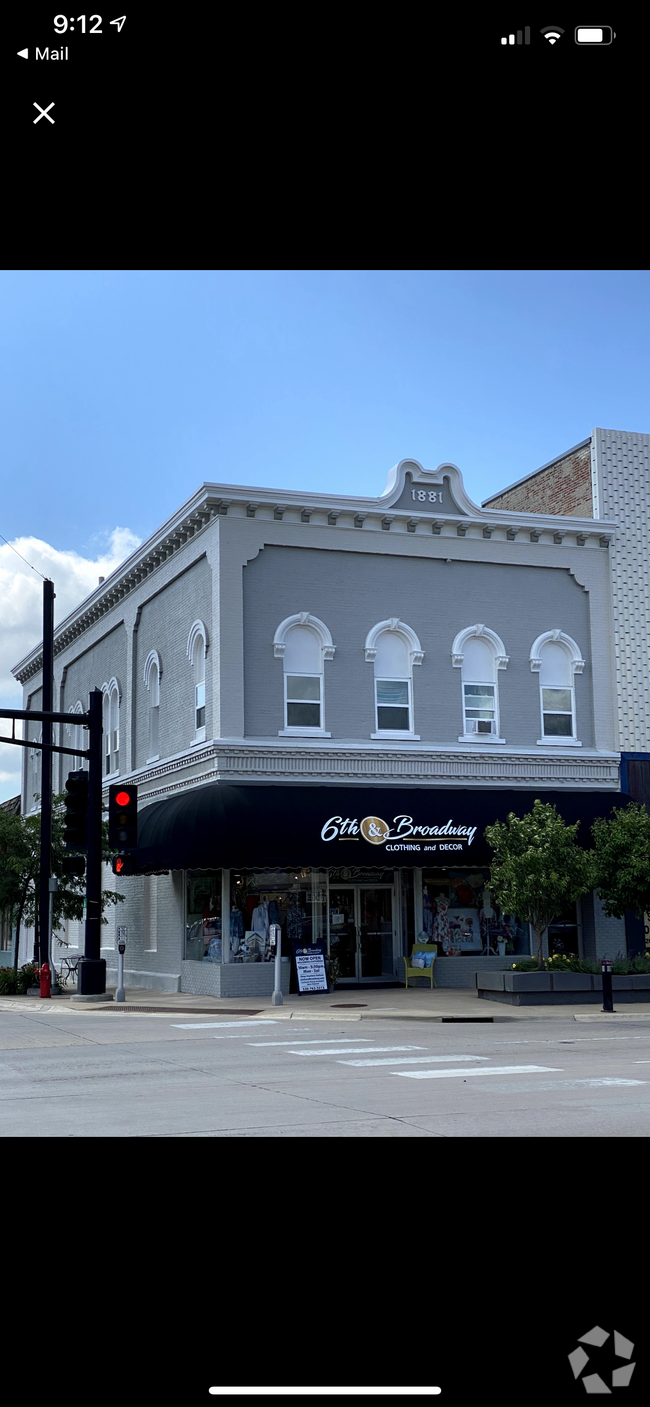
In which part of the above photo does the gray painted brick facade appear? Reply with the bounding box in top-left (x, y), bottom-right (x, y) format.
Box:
top-left (243, 545), bottom-right (594, 748)
top-left (12, 455), bottom-right (626, 987)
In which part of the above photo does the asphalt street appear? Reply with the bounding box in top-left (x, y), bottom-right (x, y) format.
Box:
top-left (3, 1004), bottom-right (650, 1135)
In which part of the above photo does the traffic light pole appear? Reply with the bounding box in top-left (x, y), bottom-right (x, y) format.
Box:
top-left (77, 688), bottom-right (106, 996)
top-left (37, 580), bottom-right (55, 978)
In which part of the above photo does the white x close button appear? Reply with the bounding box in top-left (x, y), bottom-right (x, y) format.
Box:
top-left (33, 102), bottom-right (55, 124)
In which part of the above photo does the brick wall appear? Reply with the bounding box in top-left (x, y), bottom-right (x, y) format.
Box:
top-left (484, 443), bottom-right (594, 517)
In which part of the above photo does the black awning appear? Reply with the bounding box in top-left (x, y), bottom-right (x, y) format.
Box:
top-left (135, 782), bottom-right (631, 872)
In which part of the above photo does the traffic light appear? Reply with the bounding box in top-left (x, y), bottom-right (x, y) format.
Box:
top-left (112, 854), bottom-right (138, 876)
top-left (64, 770), bottom-right (89, 851)
top-left (61, 855), bottom-right (86, 877)
top-left (108, 784), bottom-right (138, 851)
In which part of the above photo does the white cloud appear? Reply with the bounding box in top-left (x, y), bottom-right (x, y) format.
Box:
top-left (0, 528), bottom-right (140, 803)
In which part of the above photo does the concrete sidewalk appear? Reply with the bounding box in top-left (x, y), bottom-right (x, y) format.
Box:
top-left (3, 985), bottom-right (650, 1022)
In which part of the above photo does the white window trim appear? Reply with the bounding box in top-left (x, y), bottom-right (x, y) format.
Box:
top-left (188, 624), bottom-right (208, 742)
top-left (365, 620), bottom-right (423, 740)
top-left (274, 612), bottom-right (335, 660)
top-left (452, 624), bottom-right (508, 743)
top-left (459, 678), bottom-right (505, 743)
top-left (101, 677), bottom-right (121, 776)
top-left (531, 631), bottom-right (584, 746)
top-left (274, 613), bottom-right (335, 737)
top-left (281, 671), bottom-right (330, 736)
top-left (373, 676), bottom-right (418, 738)
top-left (144, 650), bottom-right (161, 763)
top-left (538, 683), bottom-right (580, 745)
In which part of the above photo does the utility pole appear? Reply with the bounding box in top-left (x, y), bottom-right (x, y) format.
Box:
top-left (77, 687), bottom-right (106, 995)
top-left (37, 579), bottom-right (55, 972)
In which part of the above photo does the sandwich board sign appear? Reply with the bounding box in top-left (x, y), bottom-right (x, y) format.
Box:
top-left (292, 942), bottom-right (328, 993)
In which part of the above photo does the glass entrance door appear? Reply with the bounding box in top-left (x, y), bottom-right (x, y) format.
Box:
top-left (328, 886), bottom-right (395, 982)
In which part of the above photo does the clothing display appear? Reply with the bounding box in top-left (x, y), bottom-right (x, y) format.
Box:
top-left (230, 906), bottom-right (244, 953)
top-left (251, 901), bottom-right (270, 943)
top-left (422, 891), bottom-right (435, 938)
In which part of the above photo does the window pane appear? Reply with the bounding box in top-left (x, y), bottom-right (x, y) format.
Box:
top-left (196, 706), bottom-right (205, 728)
top-left (377, 705), bottom-right (410, 730)
top-left (464, 685), bottom-right (495, 710)
top-left (287, 702), bottom-right (321, 727)
top-left (376, 679), bottom-right (409, 706)
top-left (542, 688), bottom-right (572, 712)
top-left (286, 675), bottom-right (321, 701)
top-left (196, 681), bottom-right (205, 709)
top-left (543, 712), bottom-right (573, 736)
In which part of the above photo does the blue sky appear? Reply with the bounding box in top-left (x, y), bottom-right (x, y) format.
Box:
top-left (1, 267), bottom-right (650, 799)
top-left (2, 268), bottom-right (650, 548)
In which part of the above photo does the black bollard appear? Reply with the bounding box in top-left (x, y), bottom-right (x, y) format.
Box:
top-left (601, 957), bottom-right (614, 1013)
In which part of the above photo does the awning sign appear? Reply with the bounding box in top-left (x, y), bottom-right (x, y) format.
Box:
top-left (321, 813), bottom-right (478, 853)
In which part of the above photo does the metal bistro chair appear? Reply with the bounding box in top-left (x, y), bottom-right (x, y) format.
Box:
top-left (59, 953), bottom-right (81, 986)
top-left (403, 943), bottom-right (438, 990)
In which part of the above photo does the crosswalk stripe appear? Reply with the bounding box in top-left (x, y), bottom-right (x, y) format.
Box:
top-left (289, 1046), bottom-right (425, 1057)
top-left (339, 1054), bottom-right (491, 1067)
top-left (393, 1064), bottom-right (563, 1079)
top-left (249, 1038), bottom-right (377, 1047)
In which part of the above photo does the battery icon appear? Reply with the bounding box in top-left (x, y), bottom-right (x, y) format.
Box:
top-left (575, 26), bottom-right (615, 43)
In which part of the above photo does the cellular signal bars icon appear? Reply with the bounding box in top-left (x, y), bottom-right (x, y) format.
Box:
top-left (501, 28), bottom-right (531, 44)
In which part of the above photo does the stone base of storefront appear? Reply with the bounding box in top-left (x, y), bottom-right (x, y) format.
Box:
top-left (180, 959), bottom-right (292, 998)
top-left (104, 967), bottom-right (181, 993)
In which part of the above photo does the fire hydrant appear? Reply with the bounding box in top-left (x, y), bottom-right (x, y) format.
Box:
top-left (39, 962), bottom-right (52, 999)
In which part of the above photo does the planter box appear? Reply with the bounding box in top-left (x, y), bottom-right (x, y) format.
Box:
top-left (550, 974), bottom-right (592, 991)
top-left (503, 973), bottom-right (551, 992)
top-left (477, 970), bottom-right (650, 1005)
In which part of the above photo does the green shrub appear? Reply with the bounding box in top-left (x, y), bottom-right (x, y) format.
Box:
top-left (0, 967), bottom-right (18, 995)
top-left (15, 963), bottom-right (40, 994)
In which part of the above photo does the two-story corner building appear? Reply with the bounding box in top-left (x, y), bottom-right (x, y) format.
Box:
top-left (12, 454), bottom-right (634, 995)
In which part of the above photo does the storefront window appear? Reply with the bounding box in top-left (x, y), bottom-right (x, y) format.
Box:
top-left (185, 870), bottom-right (222, 962)
top-left (229, 868), bottom-right (327, 963)
top-left (421, 868), bottom-right (530, 956)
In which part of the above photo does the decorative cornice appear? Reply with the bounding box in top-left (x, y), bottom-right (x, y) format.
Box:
top-left (11, 468), bottom-right (617, 685)
top-left (114, 739), bottom-right (620, 808)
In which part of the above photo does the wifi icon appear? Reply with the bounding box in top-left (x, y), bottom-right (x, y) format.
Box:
top-left (541, 25), bottom-right (564, 42)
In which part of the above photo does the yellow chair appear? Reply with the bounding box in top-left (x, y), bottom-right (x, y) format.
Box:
top-left (403, 943), bottom-right (438, 990)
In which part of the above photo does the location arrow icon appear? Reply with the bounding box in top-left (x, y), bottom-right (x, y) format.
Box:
top-left (110, 15), bottom-right (126, 30)
top-left (17, 48), bottom-right (28, 59)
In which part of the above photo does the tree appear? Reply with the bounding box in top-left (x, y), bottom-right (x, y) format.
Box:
top-left (0, 794), bottom-right (124, 972)
top-left (592, 802), bottom-right (650, 920)
top-left (484, 798), bottom-right (595, 968)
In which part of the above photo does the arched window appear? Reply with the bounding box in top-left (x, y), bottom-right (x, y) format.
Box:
top-left (452, 625), bottom-right (508, 743)
top-left (273, 614), bottom-right (335, 735)
top-left (29, 729), bottom-right (42, 809)
top-left (102, 678), bottom-right (121, 775)
top-left (365, 619), bottom-right (423, 738)
top-left (530, 630), bottom-right (585, 744)
top-left (66, 701), bottom-right (84, 758)
top-left (187, 622), bottom-right (208, 741)
top-left (143, 650), bottom-right (162, 761)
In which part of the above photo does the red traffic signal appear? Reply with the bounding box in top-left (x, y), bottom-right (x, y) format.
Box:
top-left (108, 783), bottom-right (138, 851)
top-left (112, 854), bottom-right (138, 876)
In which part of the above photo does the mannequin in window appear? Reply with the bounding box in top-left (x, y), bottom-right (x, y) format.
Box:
top-left (230, 905), bottom-right (244, 954)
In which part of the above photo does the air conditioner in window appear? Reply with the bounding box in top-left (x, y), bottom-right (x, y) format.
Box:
top-left (466, 718), bottom-right (495, 735)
